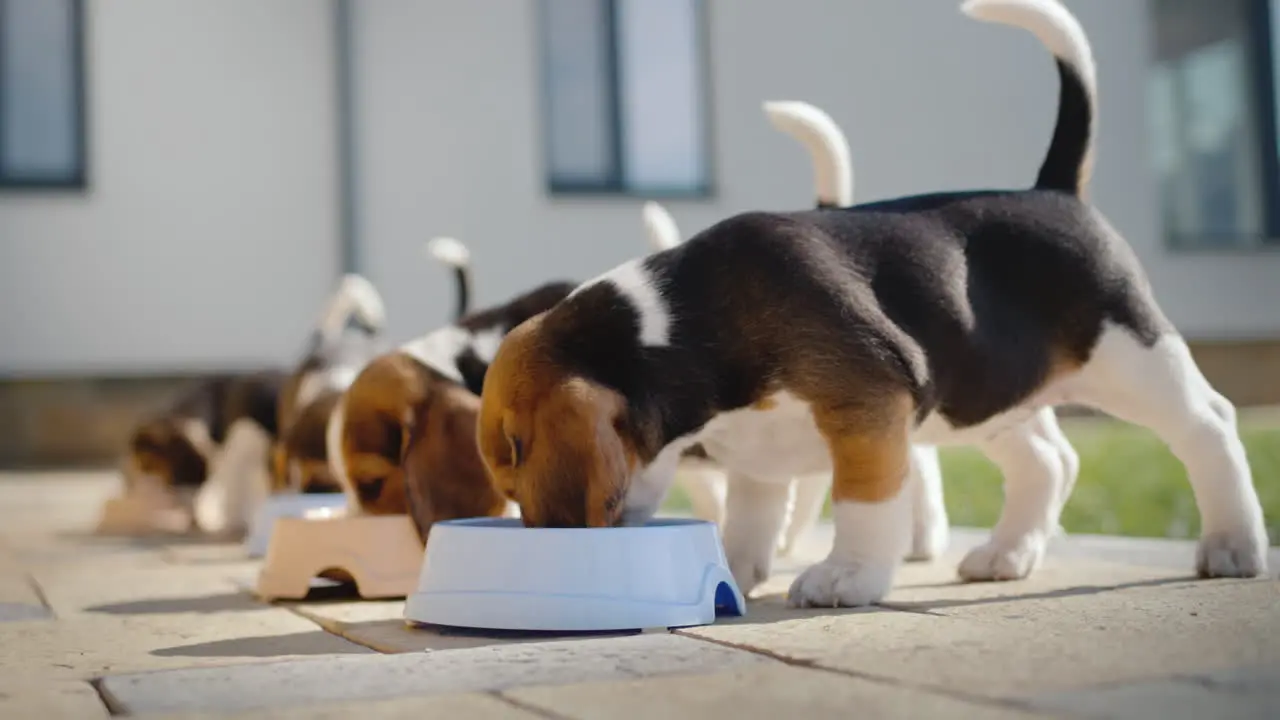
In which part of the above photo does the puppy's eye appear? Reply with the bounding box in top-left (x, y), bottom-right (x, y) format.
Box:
top-left (507, 435), bottom-right (524, 466)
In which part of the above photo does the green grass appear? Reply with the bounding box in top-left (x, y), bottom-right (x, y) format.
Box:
top-left (661, 413), bottom-right (1280, 543)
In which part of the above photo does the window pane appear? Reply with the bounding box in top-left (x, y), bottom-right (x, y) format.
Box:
top-left (540, 0), bottom-right (617, 187)
top-left (615, 0), bottom-right (707, 192)
top-left (1, 0), bottom-right (82, 182)
top-left (1149, 0), bottom-right (1264, 247)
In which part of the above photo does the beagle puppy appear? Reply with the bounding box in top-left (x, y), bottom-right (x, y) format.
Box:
top-left (268, 273), bottom-right (389, 499)
top-left (271, 237), bottom-right (470, 500)
top-left (125, 370), bottom-right (286, 529)
top-left (328, 279), bottom-right (577, 536)
top-left (654, 101), bottom-right (956, 562)
top-left (477, 0), bottom-right (1267, 609)
top-left (329, 219), bottom-right (695, 539)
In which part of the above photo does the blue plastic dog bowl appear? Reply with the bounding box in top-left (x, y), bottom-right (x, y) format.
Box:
top-left (404, 518), bottom-right (746, 632)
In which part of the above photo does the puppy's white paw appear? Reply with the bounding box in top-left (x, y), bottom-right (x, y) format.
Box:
top-left (957, 535), bottom-right (1046, 582)
top-left (726, 538), bottom-right (775, 597)
top-left (1197, 529), bottom-right (1268, 578)
top-left (905, 516), bottom-right (949, 563)
top-left (786, 559), bottom-right (895, 608)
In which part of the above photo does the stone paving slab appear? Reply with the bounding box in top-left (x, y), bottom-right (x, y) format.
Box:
top-left (99, 633), bottom-right (770, 715)
top-left (0, 680), bottom-right (109, 719)
top-left (506, 662), bottom-right (1052, 720)
top-left (881, 554), bottom-right (1194, 614)
top-left (1028, 667), bottom-right (1280, 720)
top-left (148, 693), bottom-right (539, 720)
top-left (0, 608), bottom-right (372, 683)
top-left (682, 573), bottom-right (1280, 700)
top-left (29, 554), bottom-right (255, 618)
top-left (0, 472), bottom-right (119, 535)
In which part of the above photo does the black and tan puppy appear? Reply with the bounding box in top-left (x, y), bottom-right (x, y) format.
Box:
top-left (477, 0), bottom-right (1268, 609)
top-left (126, 370), bottom-right (286, 530)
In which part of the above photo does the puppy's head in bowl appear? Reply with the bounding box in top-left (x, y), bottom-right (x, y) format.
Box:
top-left (478, 312), bottom-right (661, 529)
top-left (334, 352), bottom-right (507, 539)
top-left (331, 353), bottom-right (429, 517)
top-left (272, 388), bottom-right (345, 495)
top-left (127, 417), bottom-right (214, 495)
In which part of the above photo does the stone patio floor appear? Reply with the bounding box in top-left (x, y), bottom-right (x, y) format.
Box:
top-left (1, 470), bottom-right (1277, 719)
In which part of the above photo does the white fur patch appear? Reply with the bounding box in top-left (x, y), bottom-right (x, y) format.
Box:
top-left (697, 392), bottom-right (832, 481)
top-left (642, 201), bottom-right (682, 251)
top-left (295, 366), bottom-right (359, 412)
top-left (178, 419), bottom-right (218, 460)
top-left (788, 490), bottom-right (912, 608)
top-left (962, 0), bottom-right (1095, 101)
top-left (572, 259), bottom-right (671, 348)
top-left (426, 236), bottom-right (470, 268)
top-left (470, 326), bottom-right (506, 366)
top-left (193, 418), bottom-right (273, 535)
top-left (318, 274), bottom-right (387, 342)
top-left (399, 327), bottom-right (470, 385)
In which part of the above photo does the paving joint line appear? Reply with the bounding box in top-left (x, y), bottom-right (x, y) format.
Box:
top-left (281, 604), bottom-right (392, 654)
top-left (490, 690), bottom-right (573, 719)
top-left (671, 629), bottom-right (1051, 716)
top-left (88, 677), bottom-right (127, 717)
top-left (23, 571), bottom-right (57, 619)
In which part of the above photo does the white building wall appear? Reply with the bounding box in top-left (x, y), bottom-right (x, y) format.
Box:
top-left (2, 0), bottom-right (1276, 377)
top-left (0, 0), bottom-right (341, 376)
top-left (354, 0), bottom-right (1280, 349)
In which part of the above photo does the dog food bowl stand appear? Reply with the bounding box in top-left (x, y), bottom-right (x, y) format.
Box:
top-left (244, 493), bottom-right (350, 558)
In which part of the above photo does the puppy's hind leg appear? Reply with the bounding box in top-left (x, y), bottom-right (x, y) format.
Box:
top-left (778, 472), bottom-right (831, 558)
top-left (1075, 327), bottom-right (1268, 578)
top-left (674, 461), bottom-right (727, 527)
top-left (959, 407), bottom-right (1077, 581)
top-left (722, 472), bottom-right (791, 597)
top-left (789, 393), bottom-right (914, 608)
top-left (906, 444), bottom-right (950, 562)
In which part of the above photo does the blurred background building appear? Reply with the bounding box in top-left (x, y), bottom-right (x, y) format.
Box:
top-left (1, 0), bottom-right (1277, 466)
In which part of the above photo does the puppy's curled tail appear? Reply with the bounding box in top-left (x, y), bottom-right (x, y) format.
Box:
top-left (317, 274), bottom-right (386, 345)
top-left (426, 237), bottom-right (473, 321)
top-left (763, 101), bottom-right (853, 208)
top-left (642, 201), bottom-right (682, 251)
top-left (962, 0), bottom-right (1097, 196)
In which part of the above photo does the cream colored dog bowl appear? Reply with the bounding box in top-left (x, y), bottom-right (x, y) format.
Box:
top-left (95, 495), bottom-right (193, 536)
top-left (254, 514), bottom-right (423, 601)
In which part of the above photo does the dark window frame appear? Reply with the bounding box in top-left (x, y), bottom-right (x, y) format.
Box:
top-left (0, 0), bottom-right (89, 191)
top-left (536, 0), bottom-right (715, 199)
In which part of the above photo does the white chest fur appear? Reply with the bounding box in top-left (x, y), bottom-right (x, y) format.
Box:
top-left (695, 392), bottom-right (833, 482)
top-left (691, 383), bottom-right (1069, 483)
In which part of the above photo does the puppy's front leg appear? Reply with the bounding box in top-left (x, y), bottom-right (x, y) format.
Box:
top-left (789, 396), bottom-right (913, 608)
top-left (722, 472), bottom-right (791, 596)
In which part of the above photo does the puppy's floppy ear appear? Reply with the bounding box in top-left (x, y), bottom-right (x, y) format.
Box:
top-left (522, 378), bottom-right (637, 528)
top-left (401, 383), bottom-right (506, 541)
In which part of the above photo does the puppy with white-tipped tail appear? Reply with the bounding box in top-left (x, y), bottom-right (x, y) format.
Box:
top-left (478, 0), bottom-right (1265, 609)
